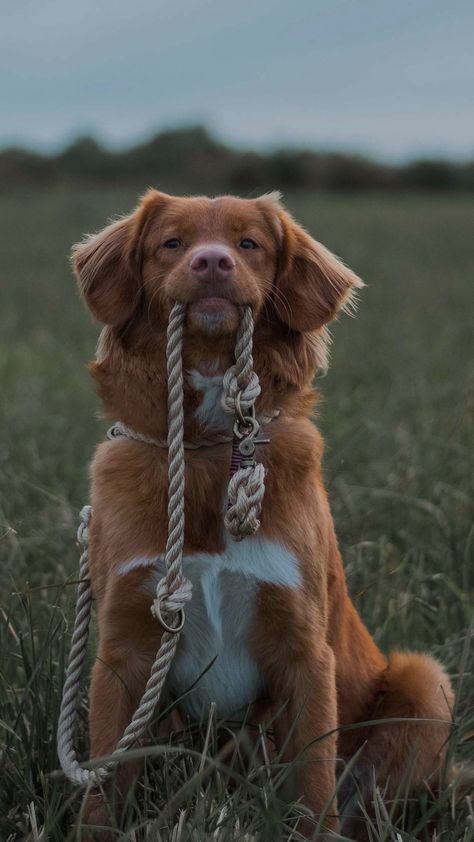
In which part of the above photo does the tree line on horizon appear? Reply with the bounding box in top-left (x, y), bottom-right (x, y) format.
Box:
top-left (1, 125), bottom-right (473, 193)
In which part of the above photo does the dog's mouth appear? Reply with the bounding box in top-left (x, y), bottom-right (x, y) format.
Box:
top-left (190, 296), bottom-right (238, 314)
top-left (186, 296), bottom-right (241, 335)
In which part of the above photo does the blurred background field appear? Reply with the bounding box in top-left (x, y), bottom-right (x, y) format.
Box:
top-left (1, 0), bottom-right (474, 836)
top-left (0, 181), bottom-right (473, 839)
top-left (2, 126), bottom-right (474, 194)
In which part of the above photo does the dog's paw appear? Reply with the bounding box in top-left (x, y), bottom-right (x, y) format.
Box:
top-left (77, 793), bottom-right (116, 842)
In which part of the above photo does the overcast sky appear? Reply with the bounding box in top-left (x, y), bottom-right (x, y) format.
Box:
top-left (2, 0), bottom-right (473, 160)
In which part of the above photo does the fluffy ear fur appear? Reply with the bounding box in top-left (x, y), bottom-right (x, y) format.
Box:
top-left (72, 215), bottom-right (142, 326)
top-left (72, 190), bottom-right (168, 326)
top-left (272, 207), bottom-right (364, 332)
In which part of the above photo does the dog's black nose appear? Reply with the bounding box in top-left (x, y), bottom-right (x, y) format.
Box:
top-left (190, 247), bottom-right (236, 281)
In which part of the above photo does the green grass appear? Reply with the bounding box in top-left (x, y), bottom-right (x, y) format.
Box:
top-left (0, 186), bottom-right (473, 840)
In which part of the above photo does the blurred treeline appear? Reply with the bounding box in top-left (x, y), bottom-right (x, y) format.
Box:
top-left (2, 125), bottom-right (474, 193)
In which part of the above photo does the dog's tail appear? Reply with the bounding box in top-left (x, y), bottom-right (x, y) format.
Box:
top-left (339, 652), bottom-right (459, 839)
top-left (366, 651), bottom-right (454, 795)
top-left (379, 650), bottom-right (454, 720)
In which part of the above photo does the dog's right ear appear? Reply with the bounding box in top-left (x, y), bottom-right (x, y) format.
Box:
top-left (72, 214), bottom-right (141, 326)
top-left (72, 191), bottom-right (168, 326)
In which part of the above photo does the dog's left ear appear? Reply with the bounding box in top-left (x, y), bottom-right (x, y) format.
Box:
top-left (271, 205), bottom-right (364, 332)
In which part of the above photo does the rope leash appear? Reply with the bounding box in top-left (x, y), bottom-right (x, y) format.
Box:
top-left (107, 421), bottom-right (233, 449)
top-left (57, 303), bottom-right (266, 784)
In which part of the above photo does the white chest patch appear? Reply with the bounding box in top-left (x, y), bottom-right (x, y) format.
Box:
top-left (117, 537), bottom-right (301, 720)
top-left (188, 369), bottom-right (232, 432)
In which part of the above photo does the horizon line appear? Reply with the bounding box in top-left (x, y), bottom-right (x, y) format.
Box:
top-left (1, 123), bottom-right (473, 166)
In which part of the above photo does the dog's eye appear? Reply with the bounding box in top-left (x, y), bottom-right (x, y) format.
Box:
top-left (240, 238), bottom-right (258, 250)
top-left (163, 238), bottom-right (182, 249)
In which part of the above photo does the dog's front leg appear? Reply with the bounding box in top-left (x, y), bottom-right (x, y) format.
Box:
top-left (253, 586), bottom-right (339, 837)
top-left (81, 580), bottom-right (162, 838)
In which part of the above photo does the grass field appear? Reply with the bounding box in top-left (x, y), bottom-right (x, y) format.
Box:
top-left (0, 187), bottom-right (473, 840)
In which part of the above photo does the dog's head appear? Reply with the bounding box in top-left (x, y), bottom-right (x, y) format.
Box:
top-left (73, 189), bottom-right (362, 338)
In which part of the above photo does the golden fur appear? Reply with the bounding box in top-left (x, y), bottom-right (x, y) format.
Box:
top-left (72, 191), bottom-right (454, 838)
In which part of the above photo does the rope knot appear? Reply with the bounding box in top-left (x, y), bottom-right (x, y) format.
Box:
top-left (224, 462), bottom-right (266, 541)
top-left (77, 505), bottom-right (92, 548)
top-left (151, 575), bottom-right (193, 633)
top-left (221, 367), bottom-right (261, 416)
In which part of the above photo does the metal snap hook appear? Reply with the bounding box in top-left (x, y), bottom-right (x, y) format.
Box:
top-left (233, 416), bottom-right (260, 440)
top-left (234, 390), bottom-right (247, 427)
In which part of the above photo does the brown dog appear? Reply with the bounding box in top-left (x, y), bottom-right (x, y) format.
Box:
top-left (72, 191), bottom-right (453, 837)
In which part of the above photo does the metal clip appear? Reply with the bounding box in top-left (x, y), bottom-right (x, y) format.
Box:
top-left (234, 390), bottom-right (248, 427)
top-left (233, 415), bottom-right (260, 440)
top-left (232, 391), bottom-right (270, 468)
top-left (239, 437), bottom-right (256, 458)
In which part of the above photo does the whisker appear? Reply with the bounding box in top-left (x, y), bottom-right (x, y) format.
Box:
top-left (258, 277), bottom-right (294, 326)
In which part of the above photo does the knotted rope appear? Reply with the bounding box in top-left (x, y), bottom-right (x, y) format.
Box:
top-left (220, 307), bottom-right (266, 540)
top-left (57, 303), bottom-right (265, 784)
